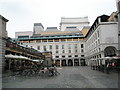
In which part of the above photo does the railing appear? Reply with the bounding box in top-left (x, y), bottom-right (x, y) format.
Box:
top-left (6, 39), bottom-right (42, 58)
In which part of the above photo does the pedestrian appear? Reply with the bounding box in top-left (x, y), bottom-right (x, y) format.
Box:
top-left (106, 63), bottom-right (110, 74)
top-left (112, 62), bottom-right (115, 66)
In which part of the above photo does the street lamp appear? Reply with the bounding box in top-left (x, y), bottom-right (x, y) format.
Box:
top-left (115, 0), bottom-right (120, 55)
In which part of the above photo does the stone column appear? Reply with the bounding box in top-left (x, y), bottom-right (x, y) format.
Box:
top-left (72, 59), bottom-right (74, 66)
top-left (60, 59), bottom-right (61, 67)
top-left (66, 59), bottom-right (68, 66)
top-left (53, 60), bottom-right (55, 64)
top-left (79, 59), bottom-right (81, 66)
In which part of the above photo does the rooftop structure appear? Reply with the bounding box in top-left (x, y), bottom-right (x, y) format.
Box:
top-left (33, 23), bottom-right (44, 35)
top-left (60, 17), bottom-right (89, 31)
top-left (15, 31), bottom-right (33, 39)
top-left (45, 27), bottom-right (59, 32)
top-left (34, 23), bottom-right (44, 29)
top-left (15, 12), bottom-right (119, 67)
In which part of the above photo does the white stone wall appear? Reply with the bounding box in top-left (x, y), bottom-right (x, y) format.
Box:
top-left (60, 17), bottom-right (89, 31)
top-left (15, 31), bottom-right (33, 38)
top-left (0, 18), bottom-right (6, 73)
top-left (100, 23), bottom-right (118, 45)
top-left (85, 22), bottom-right (118, 65)
top-left (34, 26), bottom-right (44, 34)
top-left (0, 16), bottom-right (8, 90)
top-left (23, 40), bottom-right (85, 61)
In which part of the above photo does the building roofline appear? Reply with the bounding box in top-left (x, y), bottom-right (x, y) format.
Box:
top-left (0, 15), bottom-right (9, 22)
top-left (34, 23), bottom-right (44, 29)
top-left (61, 16), bottom-right (88, 19)
top-left (85, 14), bottom-right (110, 38)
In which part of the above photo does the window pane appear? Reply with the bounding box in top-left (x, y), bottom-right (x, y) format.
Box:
top-left (68, 55), bottom-right (72, 57)
top-left (68, 50), bottom-right (71, 53)
top-left (81, 49), bottom-right (84, 53)
top-left (56, 50), bottom-right (59, 53)
top-left (43, 46), bottom-right (46, 51)
top-left (56, 56), bottom-right (59, 58)
top-left (81, 44), bottom-right (84, 48)
top-left (75, 55), bottom-right (78, 57)
top-left (62, 45), bottom-right (64, 49)
top-left (75, 44), bottom-right (77, 48)
top-left (62, 55), bottom-right (65, 58)
top-left (62, 50), bottom-right (65, 53)
top-left (81, 55), bottom-right (84, 57)
top-left (49, 45), bottom-right (52, 49)
top-left (56, 45), bottom-right (59, 49)
top-left (37, 46), bottom-right (40, 50)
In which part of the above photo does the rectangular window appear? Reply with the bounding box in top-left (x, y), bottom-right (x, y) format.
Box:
top-left (49, 45), bottom-right (52, 49)
top-left (43, 46), bottom-right (46, 51)
top-left (37, 46), bottom-right (40, 50)
top-left (62, 45), bottom-right (64, 49)
top-left (73, 38), bottom-right (78, 41)
top-left (81, 49), bottom-right (84, 53)
top-left (18, 35), bottom-right (29, 39)
top-left (67, 39), bottom-right (72, 41)
top-left (55, 56), bottom-right (59, 58)
top-left (95, 33), bottom-right (97, 39)
top-left (54, 39), bottom-right (59, 42)
top-left (98, 31), bottom-right (99, 37)
top-left (98, 39), bottom-right (100, 44)
top-left (36, 40), bottom-right (41, 43)
top-left (68, 50), bottom-right (71, 53)
top-left (74, 44), bottom-right (77, 49)
top-left (56, 45), bottom-right (59, 49)
top-left (30, 40), bottom-right (35, 43)
top-left (62, 55), bottom-right (65, 58)
top-left (61, 39), bottom-right (66, 42)
top-left (75, 55), bottom-right (78, 57)
top-left (68, 55), bottom-right (72, 57)
top-left (81, 44), bottom-right (84, 48)
top-left (62, 50), bottom-right (65, 53)
top-left (81, 55), bottom-right (84, 57)
top-left (48, 39), bottom-right (53, 42)
top-left (56, 50), bottom-right (59, 54)
top-left (99, 48), bottom-right (101, 51)
top-left (42, 39), bottom-right (47, 42)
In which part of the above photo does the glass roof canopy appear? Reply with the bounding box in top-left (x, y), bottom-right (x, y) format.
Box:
top-left (17, 34), bottom-right (84, 40)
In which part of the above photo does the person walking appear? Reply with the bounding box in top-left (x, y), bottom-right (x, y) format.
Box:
top-left (106, 63), bottom-right (110, 74)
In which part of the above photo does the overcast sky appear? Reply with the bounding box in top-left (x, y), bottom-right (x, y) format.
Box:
top-left (0, 0), bottom-right (117, 38)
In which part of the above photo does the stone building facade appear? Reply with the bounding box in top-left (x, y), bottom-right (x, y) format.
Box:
top-left (15, 12), bottom-right (119, 67)
top-left (0, 15), bottom-right (8, 73)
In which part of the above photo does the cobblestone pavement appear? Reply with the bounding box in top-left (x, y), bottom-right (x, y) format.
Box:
top-left (2, 66), bottom-right (118, 88)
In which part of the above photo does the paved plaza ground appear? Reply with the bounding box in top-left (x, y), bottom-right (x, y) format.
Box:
top-left (2, 66), bottom-right (119, 88)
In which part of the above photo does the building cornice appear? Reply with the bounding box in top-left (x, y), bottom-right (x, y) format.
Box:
top-left (0, 15), bottom-right (9, 22)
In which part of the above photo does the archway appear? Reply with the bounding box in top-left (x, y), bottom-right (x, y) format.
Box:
top-left (55, 60), bottom-right (60, 67)
top-left (74, 59), bottom-right (79, 66)
top-left (68, 59), bottom-right (73, 66)
top-left (62, 59), bottom-right (67, 66)
top-left (104, 46), bottom-right (117, 57)
top-left (80, 59), bottom-right (86, 66)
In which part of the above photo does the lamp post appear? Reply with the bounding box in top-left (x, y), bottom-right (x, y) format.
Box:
top-left (115, 0), bottom-right (120, 55)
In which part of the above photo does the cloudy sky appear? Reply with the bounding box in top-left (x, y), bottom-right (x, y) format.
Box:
top-left (0, 0), bottom-right (117, 38)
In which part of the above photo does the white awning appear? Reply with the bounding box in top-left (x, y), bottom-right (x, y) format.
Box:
top-left (5, 54), bottom-right (31, 60)
top-left (32, 59), bottom-right (44, 62)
